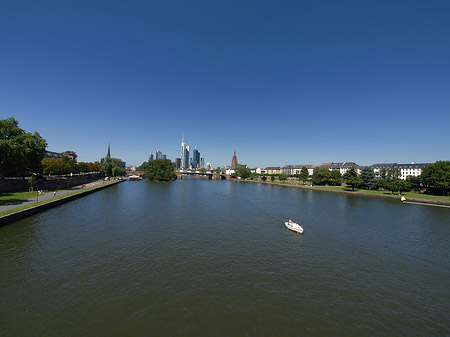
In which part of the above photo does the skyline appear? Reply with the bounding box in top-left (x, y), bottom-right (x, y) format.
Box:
top-left (1, 1), bottom-right (449, 168)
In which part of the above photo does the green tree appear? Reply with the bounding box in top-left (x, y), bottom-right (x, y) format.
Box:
top-left (406, 175), bottom-right (422, 191)
top-left (235, 167), bottom-right (251, 179)
top-left (299, 167), bottom-right (309, 183)
top-left (329, 170), bottom-right (342, 186)
top-left (100, 157), bottom-right (126, 177)
top-left (387, 179), bottom-right (411, 194)
top-left (142, 158), bottom-right (176, 181)
top-left (42, 157), bottom-right (77, 175)
top-left (87, 162), bottom-right (101, 172)
top-left (360, 167), bottom-right (377, 190)
top-left (278, 173), bottom-right (288, 181)
top-left (344, 166), bottom-right (360, 191)
top-left (77, 162), bottom-right (89, 173)
top-left (0, 117), bottom-right (47, 178)
top-left (376, 168), bottom-right (388, 189)
top-left (421, 161), bottom-right (450, 196)
top-left (311, 167), bottom-right (331, 185)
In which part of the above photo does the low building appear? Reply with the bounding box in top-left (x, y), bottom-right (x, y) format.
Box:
top-left (329, 162), bottom-right (360, 175)
top-left (45, 151), bottom-right (64, 159)
top-left (281, 164), bottom-right (318, 176)
top-left (371, 163), bottom-right (427, 180)
top-left (265, 167), bottom-right (281, 175)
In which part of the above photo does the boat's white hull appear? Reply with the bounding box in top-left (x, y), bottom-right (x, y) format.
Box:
top-left (285, 222), bottom-right (303, 234)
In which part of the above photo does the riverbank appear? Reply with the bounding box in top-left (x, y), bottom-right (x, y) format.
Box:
top-left (0, 179), bottom-right (124, 226)
top-left (238, 179), bottom-right (450, 207)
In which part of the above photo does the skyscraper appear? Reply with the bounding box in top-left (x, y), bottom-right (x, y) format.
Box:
top-left (185, 146), bottom-right (190, 169)
top-left (180, 137), bottom-right (187, 169)
top-left (192, 147), bottom-right (200, 169)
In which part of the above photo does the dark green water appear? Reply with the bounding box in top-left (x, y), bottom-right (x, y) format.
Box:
top-left (1, 179), bottom-right (449, 336)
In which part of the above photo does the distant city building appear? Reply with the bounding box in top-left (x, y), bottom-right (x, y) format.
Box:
top-left (180, 137), bottom-right (205, 169)
top-left (175, 158), bottom-right (181, 169)
top-left (150, 150), bottom-right (167, 161)
top-left (180, 137), bottom-right (187, 169)
top-left (192, 147), bottom-right (200, 169)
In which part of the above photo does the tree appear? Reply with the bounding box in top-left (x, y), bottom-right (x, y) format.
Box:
top-left (407, 175), bottom-right (422, 191)
top-left (278, 173), bottom-right (288, 181)
top-left (77, 162), bottom-right (89, 173)
top-left (421, 161), bottom-right (450, 196)
top-left (299, 167), bottom-right (309, 183)
top-left (100, 157), bottom-right (126, 177)
top-left (235, 167), bottom-right (251, 179)
top-left (0, 117), bottom-right (47, 178)
top-left (41, 157), bottom-right (77, 175)
top-left (87, 162), bottom-right (101, 172)
top-left (344, 166), bottom-right (360, 191)
top-left (360, 167), bottom-right (377, 190)
top-left (142, 158), bottom-right (176, 181)
top-left (311, 167), bottom-right (331, 185)
top-left (329, 170), bottom-right (342, 186)
top-left (386, 179), bottom-right (411, 194)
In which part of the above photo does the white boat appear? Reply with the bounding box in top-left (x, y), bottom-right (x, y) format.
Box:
top-left (285, 220), bottom-right (303, 234)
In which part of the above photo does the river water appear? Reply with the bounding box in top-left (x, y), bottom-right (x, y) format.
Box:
top-left (1, 179), bottom-right (449, 336)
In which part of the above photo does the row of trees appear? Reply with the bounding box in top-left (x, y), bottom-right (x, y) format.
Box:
top-left (41, 157), bottom-right (101, 175)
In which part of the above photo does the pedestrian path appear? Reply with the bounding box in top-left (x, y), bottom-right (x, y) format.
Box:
top-left (0, 180), bottom-right (109, 213)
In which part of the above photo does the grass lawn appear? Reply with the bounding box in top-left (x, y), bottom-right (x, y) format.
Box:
top-left (254, 180), bottom-right (450, 202)
top-left (0, 190), bottom-right (39, 205)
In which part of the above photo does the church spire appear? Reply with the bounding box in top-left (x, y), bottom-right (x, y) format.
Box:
top-left (231, 151), bottom-right (238, 169)
top-left (107, 143), bottom-right (111, 158)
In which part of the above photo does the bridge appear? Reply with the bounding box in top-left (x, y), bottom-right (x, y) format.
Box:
top-left (175, 170), bottom-right (231, 180)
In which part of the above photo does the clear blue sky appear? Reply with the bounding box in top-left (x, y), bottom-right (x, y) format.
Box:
top-left (1, 0), bottom-right (449, 168)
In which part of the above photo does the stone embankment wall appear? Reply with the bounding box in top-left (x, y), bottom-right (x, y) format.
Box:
top-left (0, 174), bottom-right (103, 193)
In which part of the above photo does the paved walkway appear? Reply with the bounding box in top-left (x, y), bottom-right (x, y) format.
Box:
top-left (0, 180), bottom-right (112, 213)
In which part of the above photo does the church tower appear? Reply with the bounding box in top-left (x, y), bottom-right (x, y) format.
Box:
top-left (107, 143), bottom-right (111, 158)
top-left (231, 151), bottom-right (238, 169)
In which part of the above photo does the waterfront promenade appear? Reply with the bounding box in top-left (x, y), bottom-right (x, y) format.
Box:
top-left (0, 179), bottom-right (123, 226)
top-left (0, 180), bottom-right (107, 213)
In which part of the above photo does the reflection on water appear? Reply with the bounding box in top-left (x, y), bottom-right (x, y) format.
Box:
top-left (0, 179), bottom-right (449, 336)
